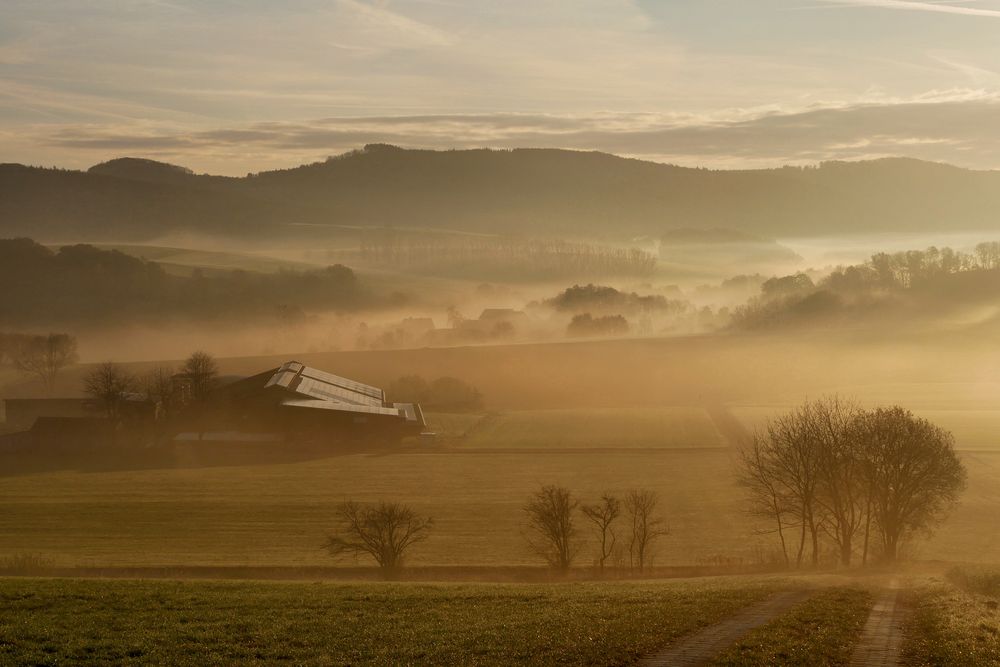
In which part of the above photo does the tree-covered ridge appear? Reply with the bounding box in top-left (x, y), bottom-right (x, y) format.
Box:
top-left (0, 238), bottom-right (370, 327)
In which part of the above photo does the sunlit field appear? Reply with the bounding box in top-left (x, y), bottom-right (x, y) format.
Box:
top-left (440, 407), bottom-right (726, 450)
top-left (0, 445), bottom-right (746, 568)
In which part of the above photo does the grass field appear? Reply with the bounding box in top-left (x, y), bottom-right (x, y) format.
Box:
top-left (0, 577), bottom-right (780, 665)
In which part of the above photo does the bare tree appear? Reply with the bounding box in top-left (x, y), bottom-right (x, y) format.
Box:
top-left (83, 362), bottom-right (137, 421)
top-left (179, 351), bottom-right (220, 440)
top-left (323, 500), bottom-right (433, 575)
top-left (181, 350), bottom-right (219, 402)
top-left (738, 436), bottom-right (793, 567)
top-left (581, 493), bottom-right (621, 572)
top-left (625, 489), bottom-right (668, 572)
top-left (11, 333), bottom-right (78, 395)
top-left (142, 366), bottom-right (180, 417)
top-left (764, 402), bottom-right (828, 567)
top-left (807, 397), bottom-right (866, 567)
top-left (853, 407), bottom-right (966, 563)
top-left (524, 485), bottom-right (579, 572)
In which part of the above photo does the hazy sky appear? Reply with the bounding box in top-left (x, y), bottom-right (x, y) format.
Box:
top-left (3, 0), bottom-right (1000, 174)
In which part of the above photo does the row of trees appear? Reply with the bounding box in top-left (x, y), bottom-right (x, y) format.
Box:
top-left (0, 238), bottom-right (368, 328)
top-left (738, 398), bottom-right (966, 567)
top-left (324, 486), bottom-right (668, 575)
top-left (525, 486), bottom-right (667, 572)
top-left (82, 351), bottom-right (219, 438)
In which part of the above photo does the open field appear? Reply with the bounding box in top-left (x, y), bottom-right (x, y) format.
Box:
top-left (0, 447), bottom-right (751, 568)
top-left (0, 577), bottom-right (780, 666)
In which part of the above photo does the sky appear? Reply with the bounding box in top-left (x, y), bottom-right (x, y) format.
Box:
top-left (2, 0), bottom-right (1000, 175)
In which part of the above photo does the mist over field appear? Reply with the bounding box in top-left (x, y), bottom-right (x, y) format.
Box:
top-left (6, 1), bottom-right (1000, 665)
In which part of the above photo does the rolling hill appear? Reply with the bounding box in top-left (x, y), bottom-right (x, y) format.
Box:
top-left (2, 145), bottom-right (1000, 242)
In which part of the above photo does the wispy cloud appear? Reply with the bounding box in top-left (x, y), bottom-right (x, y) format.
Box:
top-left (821, 0), bottom-right (1000, 18)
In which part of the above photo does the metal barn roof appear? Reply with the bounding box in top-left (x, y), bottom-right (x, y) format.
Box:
top-left (263, 361), bottom-right (421, 425)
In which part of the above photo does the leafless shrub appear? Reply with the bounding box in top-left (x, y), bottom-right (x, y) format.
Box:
top-left (323, 500), bottom-right (433, 575)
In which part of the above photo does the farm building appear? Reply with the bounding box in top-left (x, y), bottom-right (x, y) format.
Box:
top-left (202, 361), bottom-right (426, 442)
top-left (2, 398), bottom-right (97, 433)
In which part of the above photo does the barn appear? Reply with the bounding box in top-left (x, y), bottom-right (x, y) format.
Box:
top-left (204, 361), bottom-right (426, 442)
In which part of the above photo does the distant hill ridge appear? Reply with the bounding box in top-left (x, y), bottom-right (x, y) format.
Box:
top-left (2, 145), bottom-right (999, 241)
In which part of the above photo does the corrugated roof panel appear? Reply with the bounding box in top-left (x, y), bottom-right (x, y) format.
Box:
top-left (300, 366), bottom-right (383, 401)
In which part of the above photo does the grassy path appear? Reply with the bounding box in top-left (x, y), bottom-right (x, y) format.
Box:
top-left (638, 590), bottom-right (813, 667)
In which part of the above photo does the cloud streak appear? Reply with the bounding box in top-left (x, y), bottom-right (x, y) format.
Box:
top-left (822, 0), bottom-right (1000, 18)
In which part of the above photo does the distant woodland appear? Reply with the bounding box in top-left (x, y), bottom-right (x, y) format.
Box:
top-left (0, 238), bottom-right (371, 327)
top-left (733, 242), bottom-right (1000, 329)
top-left (4, 145), bottom-right (1000, 241)
top-left (543, 284), bottom-right (687, 316)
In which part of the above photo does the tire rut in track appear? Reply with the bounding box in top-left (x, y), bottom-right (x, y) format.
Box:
top-left (849, 584), bottom-right (910, 667)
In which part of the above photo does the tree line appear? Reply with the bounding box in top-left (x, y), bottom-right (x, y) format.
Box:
top-left (346, 231), bottom-right (657, 280)
top-left (738, 398), bottom-right (965, 567)
top-left (0, 332), bottom-right (79, 394)
top-left (323, 485), bottom-right (668, 577)
top-left (732, 241), bottom-right (1000, 328)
